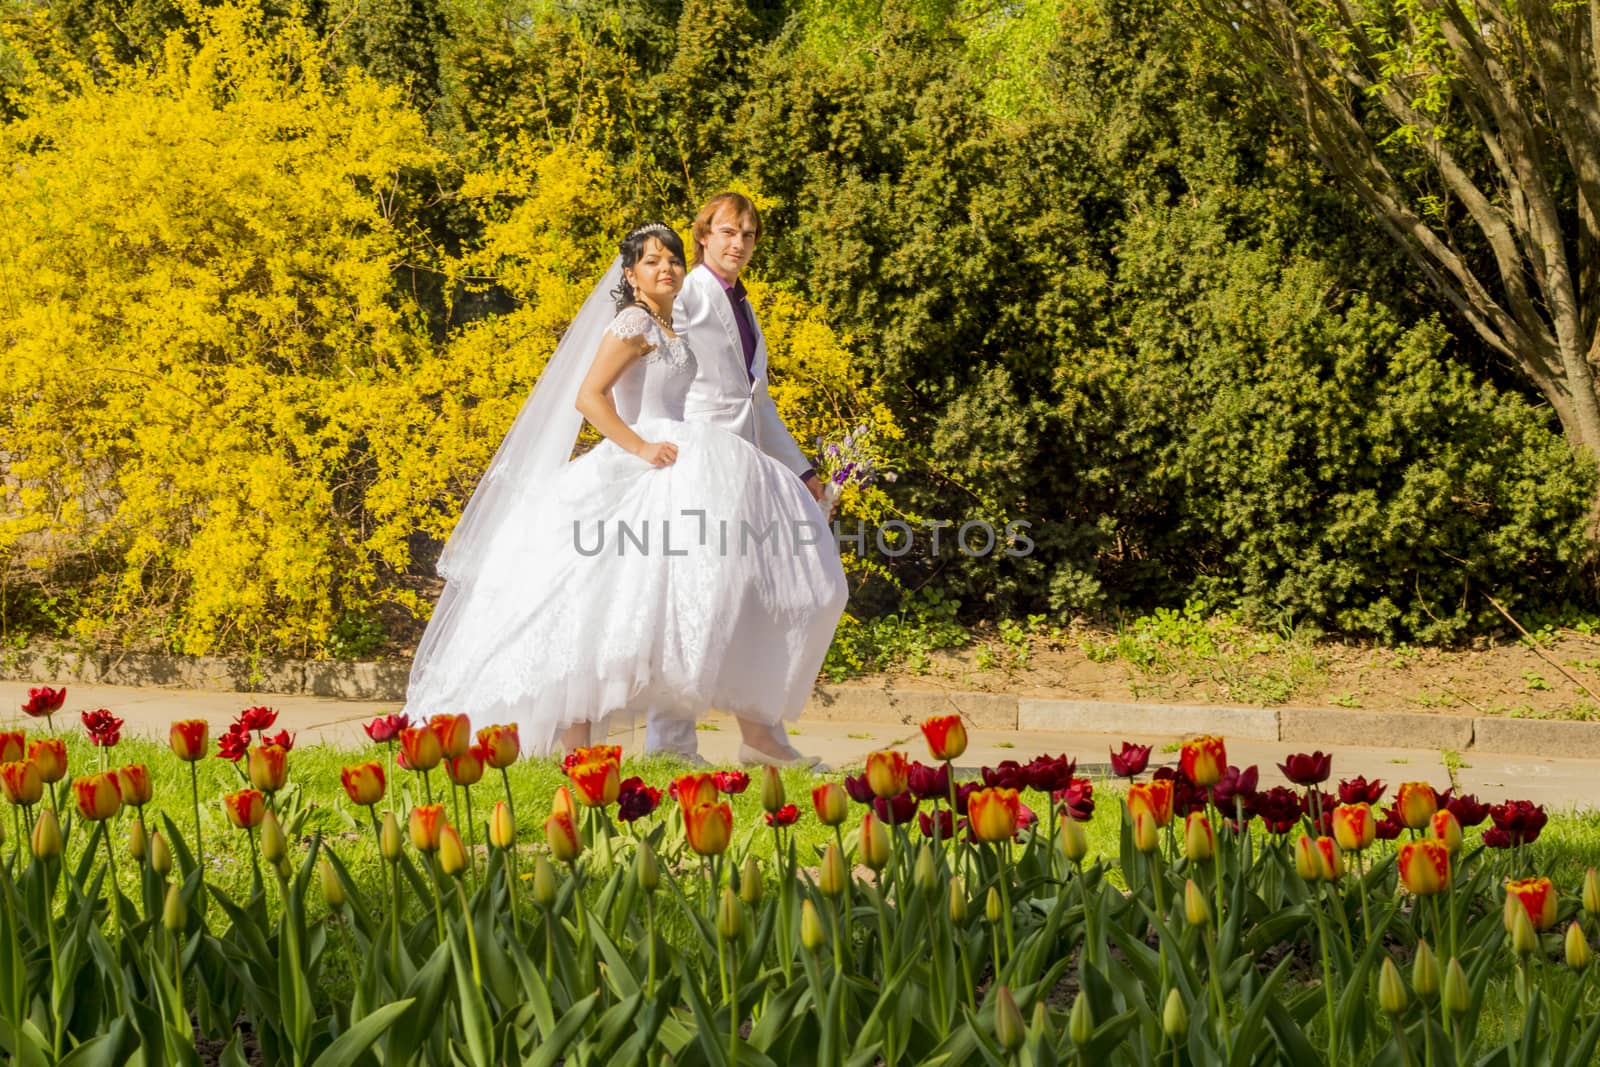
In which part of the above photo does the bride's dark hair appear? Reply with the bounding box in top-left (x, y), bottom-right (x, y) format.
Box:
top-left (613, 223), bottom-right (687, 311)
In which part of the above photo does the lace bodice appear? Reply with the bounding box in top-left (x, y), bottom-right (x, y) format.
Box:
top-left (603, 306), bottom-right (697, 425)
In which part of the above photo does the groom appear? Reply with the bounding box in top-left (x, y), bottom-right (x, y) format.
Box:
top-left (644, 192), bottom-right (827, 766)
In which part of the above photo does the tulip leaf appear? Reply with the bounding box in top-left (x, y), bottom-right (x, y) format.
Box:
top-left (56, 1017), bottom-right (137, 1067)
top-left (588, 911), bottom-right (642, 998)
top-left (1263, 995), bottom-right (1322, 1064)
top-left (308, 997), bottom-right (415, 1067)
top-left (673, 954), bottom-right (731, 1067)
top-left (446, 924), bottom-right (495, 1067)
top-left (386, 941), bottom-right (451, 1060)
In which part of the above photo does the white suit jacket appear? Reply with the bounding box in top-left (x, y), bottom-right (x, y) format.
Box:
top-left (676, 264), bottom-right (812, 477)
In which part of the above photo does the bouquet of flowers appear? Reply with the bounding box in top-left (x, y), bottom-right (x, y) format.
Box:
top-left (815, 424), bottom-right (893, 509)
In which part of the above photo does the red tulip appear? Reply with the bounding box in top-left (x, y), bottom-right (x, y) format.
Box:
top-left (1278, 751), bottom-right (1332, 786)
top-left (765, 803), bottom-right (801, 827)
top-left (1488, 799), bottom-right (1548, 846)
top-left (363, 712), bottom-right (410, 743)
top-left (81, 709), bottom-right (122, 747)
top-left (215, 723), bottom-right (250, 762)
top-left (1109, 742), bottom-right (1152, 778)
top-left (1446, 793), bottom-right (1491, 828)
top-left (617, 777), bottom-right (663, 822)
top-left (1337, 776), bottom-right (1386, 805)
top-left (22, 686), bottom-right (66, 718)
top-left (715, 770), bottom-right (750, 796)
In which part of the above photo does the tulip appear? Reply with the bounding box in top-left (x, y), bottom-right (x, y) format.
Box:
top-left (545, 809), bottom-right (581, 863)
top-left (476, 724), bottom-right (520, 769)
top-left (74, 771), bottom-right (122, 821)
top-left (1060, 815), bottom-right (1089, 864)
top-left (0, 731), bottom-right (24, 764)
top-left (995, 986), bottom-right (1025, 1052)
top-left (1183, 811), bottom-right (1215, 862)
top-left (1509, 902), bottom-right (1540, 956)
top-left (1110, 742), bottom-right (1152, 778)
top-left (1277, 750), bottom-right (1332, 786)
top-left (1397, 839), bottom-right (1450, 896)
top-left (740, 856), bottom-right (763, 906)
top-left (1293, 834), bottom-right (1325, 881)
top-left (128, 819), bottom-right (146, 862)
top-left (1332, 803), bottom-right (1375, 853)
top-left (438, 824), bottom-right (468, 877)
top-left (672, 773), bottom-right (718, 808)
top-left (163, 884), bottom-right (186, 932)
top-left (31, 808), bottom-right (61, 858)
top-left (1161, 988), bottom-right (1186, 1039)
top-left (222, 789), bottom-right (265, 830)
top-left (27, 738), bottom-right (67, 783)
top-left (864, 750), bottom-right (910, 798)
top-left (489, 800), bottom-right (515, 849)
top-left (532, 856), bottom-right (558, 907)
top-left (1395, 782), bottom-right (1438, 829)
top-left (552, 784), bottom-right (576, 820)
top-left (800, 900), bottom-right (825, 952)
top-left (811, 781), bottom-right (849, 826)
top-left (1127, 779), bottom-right (1175, 826)
top-left (860, 811), bottom-right (892, 870)
top-left (117, 763), bottom-right (153, 807)
top-left (1413, 940), bottom-right (1440, 998)
top-left (1069, 991), bottom-right (1094, 1046)
top-left (447, 746), bottom-right (486, 788)
top-left (715, 770), bottom-right (750, 796)
top-left (683, 801), bottom-right (733, 856)
top-left (150, 831), bottom-right (172, 877)
top-left (409, 803), bottom-right (447, 852)
top-left (247, 744), bottom-right (289, 793)
top-left (949, 878), bottom-right (968, 923)
top-left (986, 886), bottom-right (1003, 924)
top-left (1430, 809), bottom-right (1464, 855)
top-left (1315, 836), bottom-right (1343, 880)
top-left (914, 842), bottom-right (938, 895)
top-left (968, 787), bottom-right (1022, 843)
top-left (568, 759), bottom-right (621, 807)
top-left (0, 760), bottom-right (43, 806)
top-left (321, 858), bottom-right (346, 907)
top-left (1570, 922), bottom-right (1593, 970)
top-left (21, 685), bottom-right (65, 720)
top-left (1586, 868), bottom-right (1600, 915)
top-left (169, 719), bottom-right (209, 762)
top-left (399, 727), bottom-right (443, 773)
top-left (818, 842), bottom-right (848, 897)
top-left (921, 714), bottom-right (968, 761)
top-left (260, 810), bottom-right (287, 864)
top-left (430, 713), bottom-right (472, 760)
top-left (636, 838), bottom-right (659, 893)
top-left (759, 765), bottom-right (785, 814)
top-left (1378, 957), bottom-right (1407, 1015)
top-left (1132, 808), bottom-right (1159, 853)
top-left (1184, 878), bottom-right (1210, 926)
top-left (380, 809), bottom-right (402, 861)
top-left (1179, 735), bottom-right (1227, 788)
top-left (1442, 958), bottom-right (1470, 1015)
top-left (717, 886), bottom-right (744, 940)
top-left (1505, 876), bottom-right (1558, 932)
top-left (340, 761), bottom-right (386, 806)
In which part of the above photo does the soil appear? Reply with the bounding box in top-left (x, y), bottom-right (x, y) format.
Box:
top-left (860, 625), bottom-right (1600, 721)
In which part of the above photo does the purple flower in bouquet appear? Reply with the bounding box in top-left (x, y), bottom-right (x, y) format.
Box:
top-left (814, 424), bottom-right (894, 506)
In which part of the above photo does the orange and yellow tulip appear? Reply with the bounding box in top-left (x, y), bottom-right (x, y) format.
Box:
top-left (921, 715), bottom-right (968, 761)
top-left (247, 744), bottom-right (289, 793)
top-left (409, 803), bottom-right (447, 852)
top-left (0, 731), bottom-right (24, 764)
top-left (1132, 808), bottom-right (1160, 853)
top-left (438, 824), bottom-right (468, 877)
top-left (399, 726), bottom-right (443, 773)
top-left (1128, 779), bottom-right (1175, 826)
top-left (865, 750), bottom-right (910, 798)
top-left (1184, 811), bottom-right (1216, 862)
top-left (447, 746), bottom-right (486, 788)
top-left (1179, 735), bottom-right (1227, 788)
top-left (0, 760), bottom-right (43, 806)
top-left (74, 771), bottom-right (121, 821)
top-left (1332, 803), bottom-right (1376, 853)
top-left (812, 781), bottom-right (849, 826)
top-left (1505, 877), bottom-right (1559, 932)
top-left (1315, 836), bottom-right (1343, 880)
top-left (1395, 782), bottom-right (1438, 830)
top-left (673, 773), bottom-right (718, 808)
top-left (569, 759), bottom-right (621, 807)
top-left (568, 744), bottom-right (622, 768)
top-left (118, 763), bottom-right (153, 807)
top-left (551, 784), bottom-right (576, 821)
top-left (545, 809), bottom-right (581, 863)
top-left (1430, 809), bottom-right (1464, 855)
top-left (169, 719), bottom-right (209, 762)
top-left (476, 724), bottom-right (520, 769)
top-left (860, 811), bottom-right (892, 870)
top-left (222, 789), bottom-right (265, 830)
top-left (1398, 839), bottom-right (1450, 896)
top-left (968, 787), bottom-right (1022, 843)
top-left (429, 714), bottom-right (472, 760)
top-left (339, 762), bottom-right (386, 806)
top-left (27, 738), bottom-right (66, 784)
top-left (1293, 834), bottom-right (1326, 881)
top-left (684, 801), bottom-right (734, 856)
top-left (489, 800), bottom-right (515, 849)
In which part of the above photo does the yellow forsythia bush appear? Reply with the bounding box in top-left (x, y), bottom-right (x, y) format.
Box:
top-left (0, 4), bottom-right (897, 656)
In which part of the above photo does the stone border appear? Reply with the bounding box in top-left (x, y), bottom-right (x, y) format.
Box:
top-left (6, 643), bottom-right (1598, 756)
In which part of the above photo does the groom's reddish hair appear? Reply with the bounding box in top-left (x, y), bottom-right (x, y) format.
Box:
top-left (691, 193), bottom-right (762, 265)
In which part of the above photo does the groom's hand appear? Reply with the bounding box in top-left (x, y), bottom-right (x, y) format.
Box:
top-left (802, 472), bottom-right (824, 502)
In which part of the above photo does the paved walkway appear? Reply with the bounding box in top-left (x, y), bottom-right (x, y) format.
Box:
top-left (1, 680), bottom-right (1593, 811)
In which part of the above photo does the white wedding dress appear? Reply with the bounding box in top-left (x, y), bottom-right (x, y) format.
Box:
top-left (404, 305), bottom-right (848, 754)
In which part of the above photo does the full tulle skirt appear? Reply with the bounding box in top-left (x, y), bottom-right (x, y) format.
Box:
top-left (404, 417), bottom-right (848, 755)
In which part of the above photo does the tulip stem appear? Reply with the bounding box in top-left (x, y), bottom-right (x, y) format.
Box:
top-left (455, 880), bottom-right (483, 988)
top-left (773, 825), bottom-right (793, 981)
top-left (1355, 851), bottom-right (1373, 943)
top-left (997, 843), bottom-right (1016, 961)
top-left (424, 853), bottom-right (446, 943)
top-left (390, 854), bottom-right (403, 974)
top-left (645, 893), bottom-right (657, 997)
top-left (462, 787), bottom-right (480, 892)
top-left (1311, 898), bottom-right (1337, 1066)
top-left (101, 820), bottom-right (121, 938)
top-left (188, 761), bottom-right (206, 887)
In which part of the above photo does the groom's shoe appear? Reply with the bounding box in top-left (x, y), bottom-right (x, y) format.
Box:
top-left (737, 742), bottom-right (825, 772)
top-left (650, 749), bottom-right (710, 767)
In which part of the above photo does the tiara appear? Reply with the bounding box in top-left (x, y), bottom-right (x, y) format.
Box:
top-left (626, 222), bottom-right (675, 241)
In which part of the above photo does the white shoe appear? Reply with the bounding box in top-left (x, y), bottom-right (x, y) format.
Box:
top-left (651, 750), bottom-right (710, 767)
top-left (737, 742), bottom-right (824, 771)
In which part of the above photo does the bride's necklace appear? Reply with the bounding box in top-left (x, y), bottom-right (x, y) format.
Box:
top-left (640, 300), bottom-right (674, 333)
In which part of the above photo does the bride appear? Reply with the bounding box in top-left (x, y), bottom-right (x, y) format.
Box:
top-left (403, 222), bottom-right (848, 764)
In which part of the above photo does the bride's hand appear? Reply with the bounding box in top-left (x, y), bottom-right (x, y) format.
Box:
top-left (636, 440), bottom-right (678, 467)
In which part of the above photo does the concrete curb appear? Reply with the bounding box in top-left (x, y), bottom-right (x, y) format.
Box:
top-left (7, 642), bottom-right (1598, 757)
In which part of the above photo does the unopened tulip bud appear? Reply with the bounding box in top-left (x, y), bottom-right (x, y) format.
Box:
top-left (801, 900), bottom-right (825, 952)
top-left (1378, 957), bottom-right (1407, 1015)
top-left (1509, 903), bottom-right (1539, 956)
top-left (277, 857), bottom-right (292, 880)
top-left (380, 810), bottom-right (402, 863)
top-left (914, 843), bottom-right (937, 897)
top-left (533, 856), bottom-right (558, 908)
top-left (949, 878), bottom-right (969, 924)
top-left (995, 986), bottom-right (1025, 1052)
top-left (1586, 868), bottom-right (1600, 916)
top-left (1413, 940), bottom-right (1440, 999)
top-left (1442, 958), bottom-right (1470, 1015)
top-left (986, 886), bottom-right (1003, 924)
top-left (489, 800), bottom-right (515, 850)
top-left (128, 819), bottom-right (147, 862)
top-left (321, 858), bottom-right (346, 907)
top-left (1162, 988), bottom-right (1187, 1038)
top-left (1132, 809), bottom-right (1159, 853)
top-left (760, 765), bottom-right (785, 814)
top-left (1183, 811), bottom-right (1214, 863)
top-left (438, 825), bottom-right (468, 878)
top-left (717, 886), bottom-right (744, 940)
top-left (1184, 879), bottom-right (1210, 927)
top-left (260, 810), bottom-right (287, 865)
top-left (818, 842), bottom-right (847, 898)
top-left (31, 808), bottom-right (61, 859)
top-left (150, 831), bottom-right (172, 877)
top-left (860, 812), bottom-right (891, 872)
top-left (1069, 990), bottom-right (1094, 1046)
top-left (740, 856), bottom-right (763, 906)
top-left (162, 883), bottom-right (186, 932)
top-left (1293, 834), bottom-right (1324, 881)
top-left (1568, 922), bottom-right (1593, 971)
top-left (636, 839), bottom-right (659, 894)
top-left (1059, 816), bottom-right (1088, 864)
